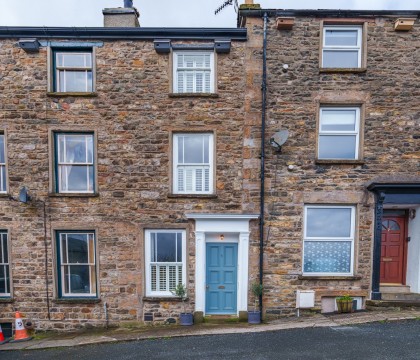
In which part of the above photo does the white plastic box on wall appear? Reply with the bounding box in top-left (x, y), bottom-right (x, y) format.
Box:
top-left (296, 290), bottom-right (315, 308)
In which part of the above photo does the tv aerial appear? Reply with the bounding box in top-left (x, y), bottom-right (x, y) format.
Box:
top-left (215, 0), bottom-right (239, 15)
top-left (270, 130), bottom-right (289, 153)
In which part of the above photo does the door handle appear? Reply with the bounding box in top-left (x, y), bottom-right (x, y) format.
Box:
top-left (206, 285), bottom-right (209, 289)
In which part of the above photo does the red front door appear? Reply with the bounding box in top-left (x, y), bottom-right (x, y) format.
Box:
top-left (380, 216), bottom-right (406, 284)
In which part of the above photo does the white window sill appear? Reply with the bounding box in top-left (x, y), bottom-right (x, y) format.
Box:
top-left (299, 275), bottom-right (361, 280)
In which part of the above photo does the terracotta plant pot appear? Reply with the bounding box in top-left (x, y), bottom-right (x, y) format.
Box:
top-left (248, 311), bottom-right (261, 324)
top-left (179, 313), bottom-right (193, 326)
top-left (336, 299), bottom-right (354, 313)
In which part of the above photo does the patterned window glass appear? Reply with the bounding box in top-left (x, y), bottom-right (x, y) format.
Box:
top-left (146, 230), bottom-right (185, 296)
top-left (303, 206), bottom-right (355, 275)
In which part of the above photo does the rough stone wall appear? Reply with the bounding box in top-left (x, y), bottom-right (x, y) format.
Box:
top-left (256, 15), bottom-right (419, 317)
top-left (0, 38), bottom-right (261, 330)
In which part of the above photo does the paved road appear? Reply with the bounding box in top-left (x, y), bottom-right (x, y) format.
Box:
top-left (3, 320), bottom-right (420, 360)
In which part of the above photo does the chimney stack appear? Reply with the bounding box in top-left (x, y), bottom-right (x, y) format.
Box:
top-left (103, 0), bottom-right (140, 27)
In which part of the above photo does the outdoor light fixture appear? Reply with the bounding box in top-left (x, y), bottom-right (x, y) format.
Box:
top-left (18, 39), bottom-right (40, 53)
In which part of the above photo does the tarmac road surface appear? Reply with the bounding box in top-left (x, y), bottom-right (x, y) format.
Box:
top-left (3, 320), bottom-right (420, 360)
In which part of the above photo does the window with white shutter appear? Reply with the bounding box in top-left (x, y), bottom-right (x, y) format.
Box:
top-left (145, 230), bottom-right (186, 297)
top-left (173, 133), bottom-right (213, 194)
top-left (173, 52), bottom-right (214, 93)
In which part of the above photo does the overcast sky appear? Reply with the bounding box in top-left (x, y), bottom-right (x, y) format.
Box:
top-left (0, 0), bottom-right (419, 28)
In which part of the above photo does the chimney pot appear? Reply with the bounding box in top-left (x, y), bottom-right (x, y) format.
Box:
top-left (124, 0), bottom-right (133, 8)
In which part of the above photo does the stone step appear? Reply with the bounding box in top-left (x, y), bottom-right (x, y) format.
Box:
top-left (366, 299), bottom-right (420, 308)
top-left (381, 292), bottom-right (420, 301)
top-left (379, 285), bottom-right (411, 293)
top-left (204, 315), bottom-right (240, 324)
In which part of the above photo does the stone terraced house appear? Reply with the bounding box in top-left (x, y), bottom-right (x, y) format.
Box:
top-left (0, 1), bottom-right (419, 331)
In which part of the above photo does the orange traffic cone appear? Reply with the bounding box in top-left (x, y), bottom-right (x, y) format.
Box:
top-left (10, 311), bottom-right (32, 343)
top-left (0, 324), bottom-right (9, 345)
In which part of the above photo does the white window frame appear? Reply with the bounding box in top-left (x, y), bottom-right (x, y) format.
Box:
top-left (173, 51), bottom-right (215, 93)
top-left (0, 134), bottom-right (6, 193)
top-left (56, 133), bottom-right (95, 194)
top-left (322, 25), bottom-right (362, 68)
top-left (54, 51), bottom-right (93, 93)
top-left (144, 229), bottom-right (187, 297)
top-left (58, 231), bottom-right (97, 298)
top-left (173, 133), bottom-right (214, 195)
top-left (303, 205), bottom-right (355, 276)
top-left (0, 231), bottom-right (10, 297)
top-left (318, 107), bottom-right (360, 160)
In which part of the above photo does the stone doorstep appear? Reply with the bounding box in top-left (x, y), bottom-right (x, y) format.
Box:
top-left (1, 310), bottom-right (419, 351)
top-left (366, 299), bottom-right (420, 308)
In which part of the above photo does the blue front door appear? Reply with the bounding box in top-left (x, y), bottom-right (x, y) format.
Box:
top-left (205, 243), bottom-right (238, 314)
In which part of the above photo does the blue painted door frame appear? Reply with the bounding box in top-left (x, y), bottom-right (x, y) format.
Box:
top-left (205, 243), bottom-right (238, 314)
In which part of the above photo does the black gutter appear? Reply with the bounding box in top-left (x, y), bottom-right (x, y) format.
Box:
top-left (259, 12), bottom-right (268, 320)
top-left (0, 27), bottom-right (247, 41)
top-left (240, 9), bottom-right (420, 18)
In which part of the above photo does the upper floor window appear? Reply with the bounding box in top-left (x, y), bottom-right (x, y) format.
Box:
top-left (318, 107), bottom-right (360, 160)
top-left (0, 231), bottom-right (10, 297)
top-left (56, 231), bottom-right (97, 298)
top-left (173, 52), bottom-right (215, 94)
top-left (322, 26), bottom-right (362, 68)
top-left (55, 133), bottom-right (95, 193)
top-left (0, 134), bottom-right (6, 193)
top-left (144, 230), bottom-right (186, 297)
top-left (173, 133), bottom-right (214, 194)
top-left (54, 50), bottom-right (93, 93)
top-left (303, 205), bottom-right (355, 276)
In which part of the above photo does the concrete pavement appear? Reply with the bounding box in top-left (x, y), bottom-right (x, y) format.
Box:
top-left (1, 307), bottom-right (420, 352)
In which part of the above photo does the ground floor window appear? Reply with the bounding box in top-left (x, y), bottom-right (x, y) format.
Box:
top-left (0, 231), bottom-right (10, 297)
top-left (145, 229), bottom-right (186, 296)
top-left (56, 231), bottom-right (97, 297)
top-left (303, 205), bottom-right (355, 275)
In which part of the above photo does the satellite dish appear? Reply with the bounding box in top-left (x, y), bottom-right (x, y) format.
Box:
top-left (270, 130), bottom-right (289, 152)
top-left (19, 187), bottom-right (31, 203)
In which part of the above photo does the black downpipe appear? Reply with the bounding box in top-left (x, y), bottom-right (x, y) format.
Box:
top-left (259, 12), bottom-right (268, 319)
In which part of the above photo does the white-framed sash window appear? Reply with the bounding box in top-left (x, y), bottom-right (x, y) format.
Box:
top-left (145, 230), bottom-right (186, 297)
top-left (322, 26), bottom-right (362, 68)
top-left (54, 51), bottom-right (93, 92)
top-left (0, 134), bottom-right (6, 193)
top-left (0, 231), bottom-right (10, 297)
top-left (56, 133), bottom-right (94, 193)
top-left (173, 52), bottom-right (215, 93)
top-left (57, 231), bottom-right (97, 297)
top-left (318, 107), bottom-right (360, 160)
top-left (173, 133), bottom-right (214, 194)
top-left (303, 205), bottom-right (355, 276)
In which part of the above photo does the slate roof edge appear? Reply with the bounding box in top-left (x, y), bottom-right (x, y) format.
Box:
top-left (0, 27), bottom-right (247, 41)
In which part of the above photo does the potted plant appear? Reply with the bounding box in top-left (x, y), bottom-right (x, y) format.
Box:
top-left (172, 284), bottom-right (193, 326)
top-left (336, 295), bottom-right (354, 313)
top-left (248, 282), bottom-right (263, 324)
